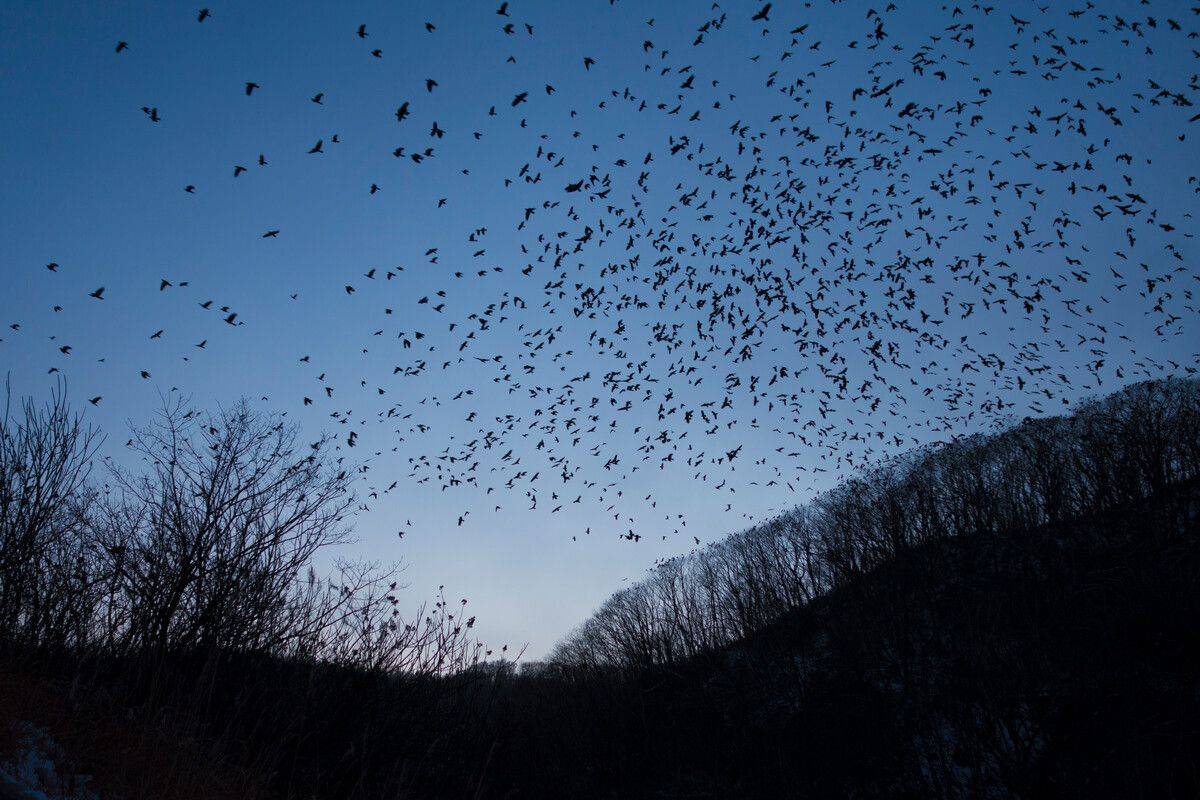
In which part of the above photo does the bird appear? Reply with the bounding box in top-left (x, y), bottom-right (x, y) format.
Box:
top-left (89, 287), bottom-right (105, 300)
top-left (244, 82), bottom-right (259, 96)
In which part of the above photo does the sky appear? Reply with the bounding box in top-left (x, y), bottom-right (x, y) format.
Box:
top-left (1, 0), bottom-right (1197, 657)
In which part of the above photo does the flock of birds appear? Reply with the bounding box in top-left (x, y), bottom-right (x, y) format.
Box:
top-left (7, 0), bottom-right (1200, 552)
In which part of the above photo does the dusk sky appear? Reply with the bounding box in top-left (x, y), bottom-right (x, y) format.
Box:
top-left (2, 0), bottom-right (1196, 657)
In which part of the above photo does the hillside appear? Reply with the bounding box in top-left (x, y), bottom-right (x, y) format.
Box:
top-left (460, 488), bottom-right (1199, 800)
top-left (476, 379), bottom-right (1200, 798)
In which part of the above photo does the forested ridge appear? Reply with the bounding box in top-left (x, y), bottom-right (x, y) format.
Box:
top-left (553, 377), bottom-right (1200, 670)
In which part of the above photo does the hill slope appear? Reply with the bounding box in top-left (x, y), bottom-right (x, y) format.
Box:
top-left (469, 481), bottom-right (1199, 799)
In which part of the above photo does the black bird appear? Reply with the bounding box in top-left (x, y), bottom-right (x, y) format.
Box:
top-left (197, 8), bottom-right (210, 23)
top-left (89, 287), bottom-right (105, 300)
top-left (245, 82), bottom-right (259, 96)
top-left (751, 3), bottom-right (772, 22)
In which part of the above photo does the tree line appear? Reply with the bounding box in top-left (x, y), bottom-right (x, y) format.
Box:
top-left (552, 377), bottom-right (1200, 670)
top-left (0, 383), bottom-right (485, 674)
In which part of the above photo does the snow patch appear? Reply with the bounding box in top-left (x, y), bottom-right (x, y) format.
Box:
top-left (0, 723), bottom-right (99, 800)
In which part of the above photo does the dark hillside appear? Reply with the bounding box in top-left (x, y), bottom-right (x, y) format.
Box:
top-left (476, 379), bottom-right (1200, 799)
top-left (462, 480), bottom-right (1198, 799)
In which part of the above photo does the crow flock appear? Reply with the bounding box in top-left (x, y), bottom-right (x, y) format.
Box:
top-left (8, 0), bottom-right (1200, 549)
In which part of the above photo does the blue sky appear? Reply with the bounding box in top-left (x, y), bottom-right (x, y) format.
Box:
top-left (2, 0), bottom-right (1197, 656)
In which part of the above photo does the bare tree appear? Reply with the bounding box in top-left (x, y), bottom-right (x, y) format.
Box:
top-left (0, 379), bottom-right (100, 651)
top-left (97, 396), bottom-right (358, 656)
